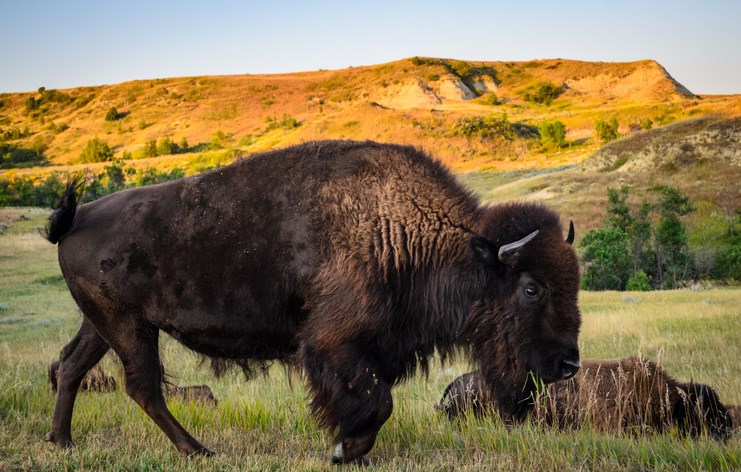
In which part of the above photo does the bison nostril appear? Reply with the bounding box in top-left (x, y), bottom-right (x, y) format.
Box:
top-left (561, 359), bottom-right (580, 380)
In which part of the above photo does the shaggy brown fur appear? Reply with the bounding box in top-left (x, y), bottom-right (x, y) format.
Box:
top-left (44, 141), bottom-right (581, 462)
top-left (168, 385), bottom-right (218, 405)
top-left (439, 357), bottom-right (734, 440)
top-left (728, 405), bottom-right (741, 432)
top-left (48, 360), bottom-right (116, 393)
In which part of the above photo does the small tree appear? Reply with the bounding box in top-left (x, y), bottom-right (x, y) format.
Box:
top-left (143, 139), bottom-right (158, 157)
top-left (539, 120), bottom-right (567, 148)
top-left (653, 186), bottom-right (695, 288)
top-left (178, 137), bottom-right (189, 153)
top-left (580, 226), bottom-right (632, 290)
top-left (79, 137), bottom-right (114, 163)
top-left (525, 82), bottom-right (563, 105)
top-left (595, 117), bottom-right (620, 143)
top-left (157, 137), bottom-right (176, 156)
top-left (105, 107), bottom-right (120, 121)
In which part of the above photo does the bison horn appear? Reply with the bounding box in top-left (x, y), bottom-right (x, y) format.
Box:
top-left (498, 230), bottom-right (539, 266)
top-left (565, 220), bottom-right (574, 245)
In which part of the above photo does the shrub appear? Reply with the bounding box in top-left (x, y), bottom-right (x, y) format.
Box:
top-left (157, 137), bottom-right (176, 156)
top-left (639, 118), bottom-right (653, 130)
top-left (539, 120), bottom-right (567, 148)
top-left (479, 93), bottom-right (500, 106)
top-left (595, 117), bottom-right (620, 143)
top-left (525, 82), bottom-right (563, 105)
top-left (210, 130), bottom-right (228, 150)
top-left (105, 107), bottom-right (121, 121)
top-left (78, 138), bottom-right (114, 163)
top-left (580, 226), bottom-right (632, 290)
top-left (626, 270), bottom-right (651, 291)
top-left (142, 139), bottom-right (158, 158)
top-left (453, 114), bottom-right (514, 140)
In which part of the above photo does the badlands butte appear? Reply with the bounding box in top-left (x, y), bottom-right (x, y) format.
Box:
top-left (0, 57), bottom-right (739, 231)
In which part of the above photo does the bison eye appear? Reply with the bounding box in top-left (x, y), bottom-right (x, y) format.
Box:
top-left (524, 283), bottom-right (540, 298)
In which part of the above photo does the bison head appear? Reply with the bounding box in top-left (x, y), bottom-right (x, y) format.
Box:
top-left (463, 204), bottom-right (581, 420)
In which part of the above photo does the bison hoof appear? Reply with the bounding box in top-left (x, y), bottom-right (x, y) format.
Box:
top-left (44, 431), bottom-right (75, 449)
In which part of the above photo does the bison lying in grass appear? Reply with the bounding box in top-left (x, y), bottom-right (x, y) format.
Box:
top-left (438, 357), bottom-right (734, 440)
top-left (48, 360), bottom-right (116, 393)
top-left (48, 360), bottom-right (217, 405)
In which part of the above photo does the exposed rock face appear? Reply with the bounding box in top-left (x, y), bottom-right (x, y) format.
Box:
top-left (370, 74), bottom-right (497, 109)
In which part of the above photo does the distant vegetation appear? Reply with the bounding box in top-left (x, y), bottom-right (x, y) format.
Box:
top-left (0, 158), bottom-right (198, 207)
top-left (523, 82), bottom-right (563, 106)
top-left (538, 120), bottom-right (567, 148)
top-left (453, 114), bottom-right (515, 140)
top-left (595, 117), bottom-right (620, 143)
top-left (78, 137), bottom-right (114, 163)
top-left (580, 186), bottom-right (739, 290)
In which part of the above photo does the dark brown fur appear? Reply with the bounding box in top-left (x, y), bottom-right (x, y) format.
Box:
top-left (44, 140), bottom-right (580, 462)
top-left (728, 405), bottom-right (741, 432)
top-left (168, 385), bottom-right (218, 405)
top-left (438, 357), bottom-right (734, 440)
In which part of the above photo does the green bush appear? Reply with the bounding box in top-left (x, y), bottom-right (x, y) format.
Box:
top-left (157, 137), bottom-right (176, 156)
top-left (78, 138), bottom-right (114, 163)
top-left (626, 270), bottom-right (651, 291)
top-left (539, 120), bottom-right (567, 148)
top-left (595, 117), bottom-right (620, 143)
top-left (580, 226), bottom-right (632, 290)
top-left (479, 93), bottom-right (500, 106)
top-left (105, 107), bottom-right (121, 121)
top-left (525, 82), bottom-right (563, 105)
top-left (453, 114), bottom-right (514, 140)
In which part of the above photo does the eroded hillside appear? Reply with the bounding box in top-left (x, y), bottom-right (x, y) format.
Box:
top-left (1, 57), bottom-right (739, 175)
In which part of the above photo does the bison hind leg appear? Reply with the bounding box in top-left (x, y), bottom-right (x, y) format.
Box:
top-left (46, 318), bottom-right (110, 448)
top-left (106, 322), bottom-right (214, 456)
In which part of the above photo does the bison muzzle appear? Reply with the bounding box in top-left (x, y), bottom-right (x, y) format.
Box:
top-left (44, 140), bottom-right (580, 463)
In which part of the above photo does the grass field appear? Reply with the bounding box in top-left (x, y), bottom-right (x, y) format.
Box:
top-left (0, 207), bottom-right (739, 471)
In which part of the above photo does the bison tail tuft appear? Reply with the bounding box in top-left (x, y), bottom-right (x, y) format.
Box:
top-left (45, 179), bottom-right (83, 244)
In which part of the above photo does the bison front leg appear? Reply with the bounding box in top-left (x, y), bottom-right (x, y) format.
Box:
top-left (301, 343), bottom-right (393, 465)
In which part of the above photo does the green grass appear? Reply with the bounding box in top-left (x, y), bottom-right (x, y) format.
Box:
top-left (0, 208), bottom-right (739, 471)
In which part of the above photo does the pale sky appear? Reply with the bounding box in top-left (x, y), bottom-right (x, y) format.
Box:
top-left (1, 0), bottom-right (739, 94)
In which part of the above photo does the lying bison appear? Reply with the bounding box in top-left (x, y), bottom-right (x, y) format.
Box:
top-left (48, 360), bottom-right (217, 405)
top-left (44, 140), bottom-right (580, 463)
top-left (438, 357), bottom-right (734, 440)
top-left (48, 360), bottom-right (116, 393)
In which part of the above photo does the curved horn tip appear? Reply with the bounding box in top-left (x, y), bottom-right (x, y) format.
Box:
top-left (565, 220), bottom-right (575, 245)
top-left (497, 229), bottom-right (540, 264)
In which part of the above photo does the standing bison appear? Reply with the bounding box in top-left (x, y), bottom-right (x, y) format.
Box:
top-left (44, 140), bottom-right (581, 463)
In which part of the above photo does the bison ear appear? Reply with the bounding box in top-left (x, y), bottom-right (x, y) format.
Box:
top-left (469, 234), bottom-right (498, 265)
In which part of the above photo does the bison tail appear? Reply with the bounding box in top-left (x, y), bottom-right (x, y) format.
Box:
top-left (45, 179), bottom-right (82, 244)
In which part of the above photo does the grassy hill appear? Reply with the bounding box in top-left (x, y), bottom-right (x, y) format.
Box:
top-left (1, 57), bottom-right (739, 259)
top-left (460, 116), bottom-right (740, 256)
top-left (1, 57), bottom-right (739, 175)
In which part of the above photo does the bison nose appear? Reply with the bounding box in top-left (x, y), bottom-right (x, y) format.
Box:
top-left (560, 359), bottom-right (580, 380)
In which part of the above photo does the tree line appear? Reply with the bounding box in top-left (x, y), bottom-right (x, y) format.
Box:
top-left (580, 186), bottom-right (740, 290)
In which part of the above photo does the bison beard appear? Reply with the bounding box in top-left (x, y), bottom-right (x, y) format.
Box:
top-left (43, 140), bottom-right (581, 463)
